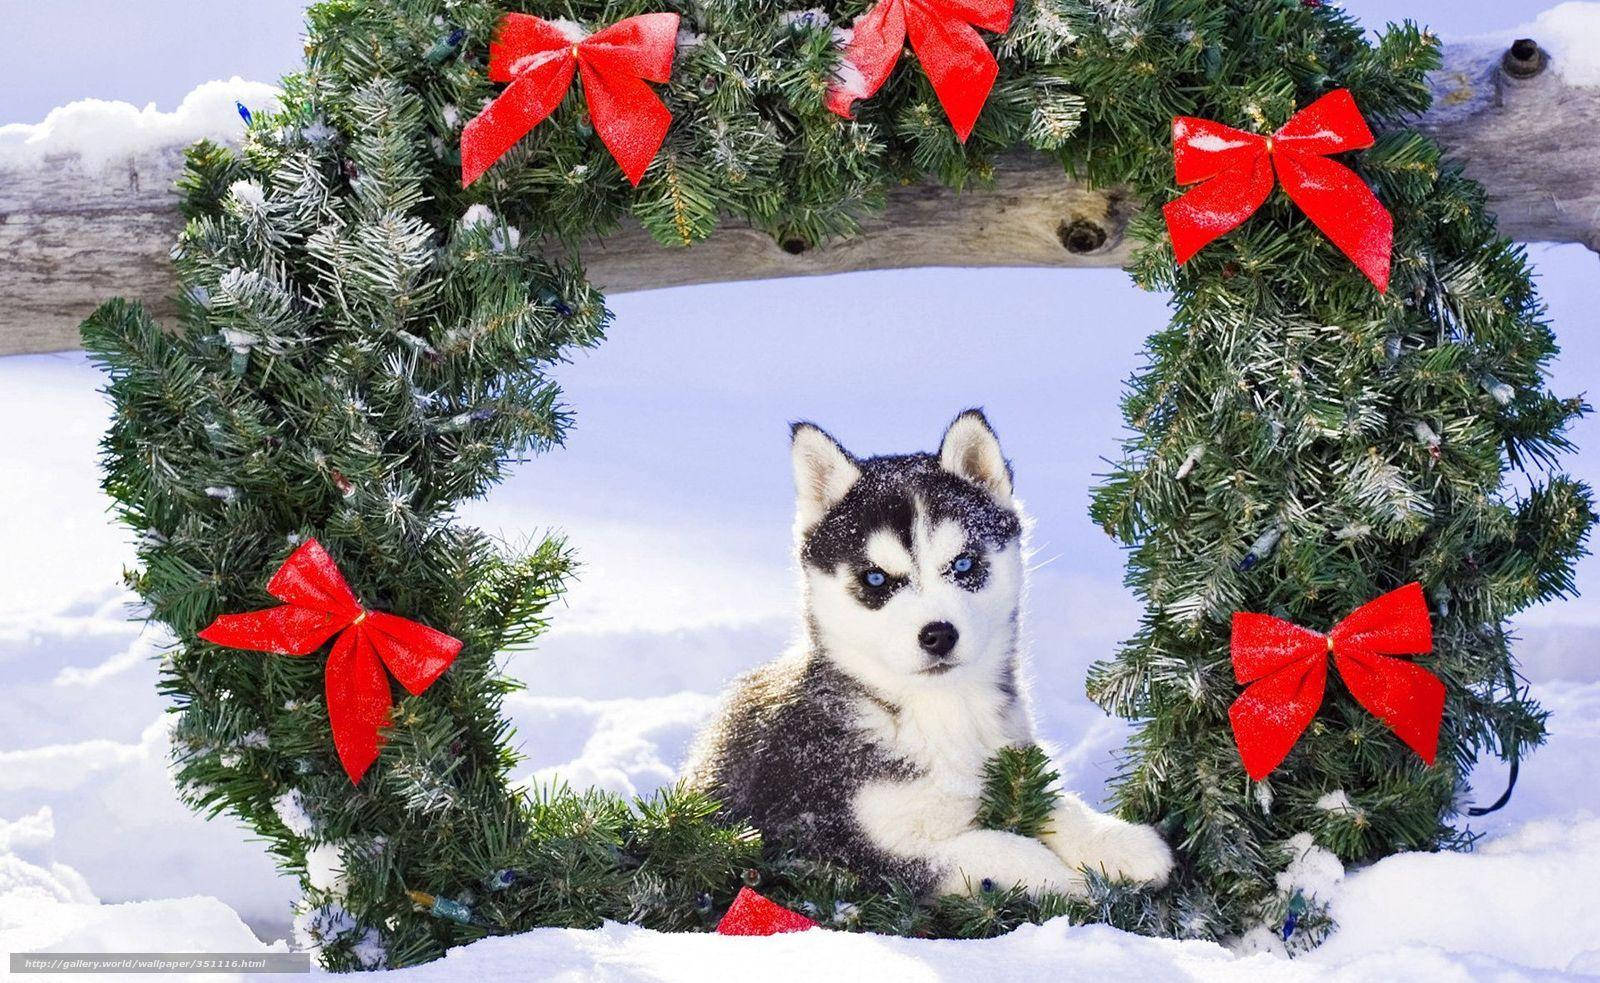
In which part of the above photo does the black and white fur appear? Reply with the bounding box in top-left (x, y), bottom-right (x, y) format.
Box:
top-left (684, 411), bottom-right (1174, 897)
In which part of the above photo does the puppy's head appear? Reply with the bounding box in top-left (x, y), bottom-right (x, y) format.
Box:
top-left (790, 410), bottom-right (1023, 695)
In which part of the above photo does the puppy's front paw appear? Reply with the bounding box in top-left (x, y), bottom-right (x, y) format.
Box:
top-left (1044, 804), bottom-right (1175, 889)
top-left (1095, 821), bottom-right (1174, 888)
top-left (935, 829), bottom-right (1087, 898)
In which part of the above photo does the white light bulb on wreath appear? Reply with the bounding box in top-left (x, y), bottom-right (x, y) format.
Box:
top-left (1239, 525), bottom-right (1283, 570)
top-left (1481, 374), bottom-right (1514, 405)
top-left (1176, 444), bottom-right (1206, 480)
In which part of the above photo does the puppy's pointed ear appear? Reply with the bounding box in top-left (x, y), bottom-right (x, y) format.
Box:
top-left (791, 423), bottom-right (861, 531)
top-left (939, 409), bottom-right (1013, 503)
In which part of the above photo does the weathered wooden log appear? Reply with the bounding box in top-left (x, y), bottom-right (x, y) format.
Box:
top-left (0, 33), bottom-right (1595, 355)
top-left (1420, 37), bottom-right (1600, 254)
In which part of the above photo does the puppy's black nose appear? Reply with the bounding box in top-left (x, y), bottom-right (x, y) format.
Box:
top-left (918, 621), bottom-right (959, 658)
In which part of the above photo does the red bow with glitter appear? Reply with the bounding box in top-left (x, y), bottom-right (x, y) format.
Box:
top-left (1163, 89), bottom-right (1393, 292)
top-left (715, 888), bottom-right (819, 936)
top-left (825, 0), bottom-right (1014, 142)
top-left (460, 12), bottom-right (679, 187)
top-left (198, 539), bottom-right (463, 785)
top-left (1229, 582), bottom-right (1444, 781)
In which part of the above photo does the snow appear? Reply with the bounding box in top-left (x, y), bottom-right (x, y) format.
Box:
top-left (227, 179), bottom-right (267, 211)
top-left (830, 51), bottom-right (870, 107)
top-left (294, 904), bottom-right (374, 969)
top-left (1314, 790), bottom-right (1355, 814)
top-left (304, 844), bottom-right (348, 897)
top-left (460, 204), bottom-right (522, 253)
top-left (1181, 130), bottom-right (1254, 154)
top-left (1312, 813), bottom-right (1600, 974)
top-left (272, 791), bottom-right (316, 840)
top-left (2, 811), bottom-right (282, 961)
top-left (0, 809), bottom-right (95, 907)
top-left (4, 245), bottom-right (1600, 976)
top-left (515, 693), bottom-right (716, 799)
top-left (547, 18), bottom-right (589, 42)
top-left (491, 227), bottom-right (520, 253)
top-left (460, 203), bottom-right (496, 229)
top-left (0, 77), bottom-right (279, 171)
top-left (1275, 833), bottom-right (1346, 905)
top-left (367, 891), bottom-right (1600, 983)
top-left (8, 895), bottom-right (286, 961)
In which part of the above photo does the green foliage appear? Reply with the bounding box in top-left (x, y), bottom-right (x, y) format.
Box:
top-left (81, 0), bottom-right (1590, 969)
top-left (1082, 0), bottom-right (1592, 949)
top-left (976, 744), bottom-right (1060, 838)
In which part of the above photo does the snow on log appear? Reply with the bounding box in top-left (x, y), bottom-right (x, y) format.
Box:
top-left (0, 80), bottom-right (282, 357)
top-left (1, 14), bottom-right (1598, 355)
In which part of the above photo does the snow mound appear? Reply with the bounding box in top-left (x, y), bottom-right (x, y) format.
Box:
top-left (0, 809), bottom-right (96, 909)
top-left (0, 805), bottom-right (278, 958)
top-left (379, 897), bottom-right (1594, 983)
top-left (0, 712), bottom-right (297, 934)
top-left (0, 77), bottom-right (279, 171)
top-left (4, 894), bottom-right (279, 962)
top-left (1312, 814), bottom-right (1600, 974)
top-left (511, 692), bottom-right (716, 799)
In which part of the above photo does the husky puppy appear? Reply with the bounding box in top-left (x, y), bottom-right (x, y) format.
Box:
top-left (684, 411), bottom-right (1174, 897)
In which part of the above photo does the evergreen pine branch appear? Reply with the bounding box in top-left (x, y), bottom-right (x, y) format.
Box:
top-left (976, 745), bottom-right (1061, 839)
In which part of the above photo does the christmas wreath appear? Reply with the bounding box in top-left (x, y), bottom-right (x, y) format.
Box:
top-left (80, 0), bottom-right (1591, 970)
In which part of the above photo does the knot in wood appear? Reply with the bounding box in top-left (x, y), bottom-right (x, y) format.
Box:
top-left (1057, 219), bottom-right (1108, 255)
top-left (1502, 38), bottom-right (1546, 79)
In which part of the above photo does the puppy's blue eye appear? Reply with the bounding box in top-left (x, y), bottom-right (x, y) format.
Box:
top-left (863, 569), bottom-right (888, 588)
top-left (953, 554), bottom-right (975, 574)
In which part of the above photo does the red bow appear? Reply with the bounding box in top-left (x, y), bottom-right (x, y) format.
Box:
top-left (715, 888), bottom-right (819, 936)
top-left (460, 12), bottom-right (679, 188)
top-left (198, 539), bottom-right (463, 785)
top-left (1163, 89), bottom-right (1393, 292)
top-left (1229, 583), bottom-right (1444, 781)
top-left (825, 0), bottom-right (1014, 142)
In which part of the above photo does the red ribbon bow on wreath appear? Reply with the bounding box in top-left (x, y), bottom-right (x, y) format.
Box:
top-left (1163, 89), bottom-right (1393, 293)
top-left (460, 12), bottom-right (679, 188)
top-left (1229, 582), bottom-right (1444, 781)
top-left (715, 888), bottom-right (819, 936)
top-left (825, 0), bottom-right (1014, 142)
top-left (198, 539), bottom-right (463, 785)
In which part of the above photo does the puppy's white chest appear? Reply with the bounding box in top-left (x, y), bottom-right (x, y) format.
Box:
top-left (849, 682), bottom-right (1036, 854)
top-left (863, 685), bottom-right (1025, 796)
